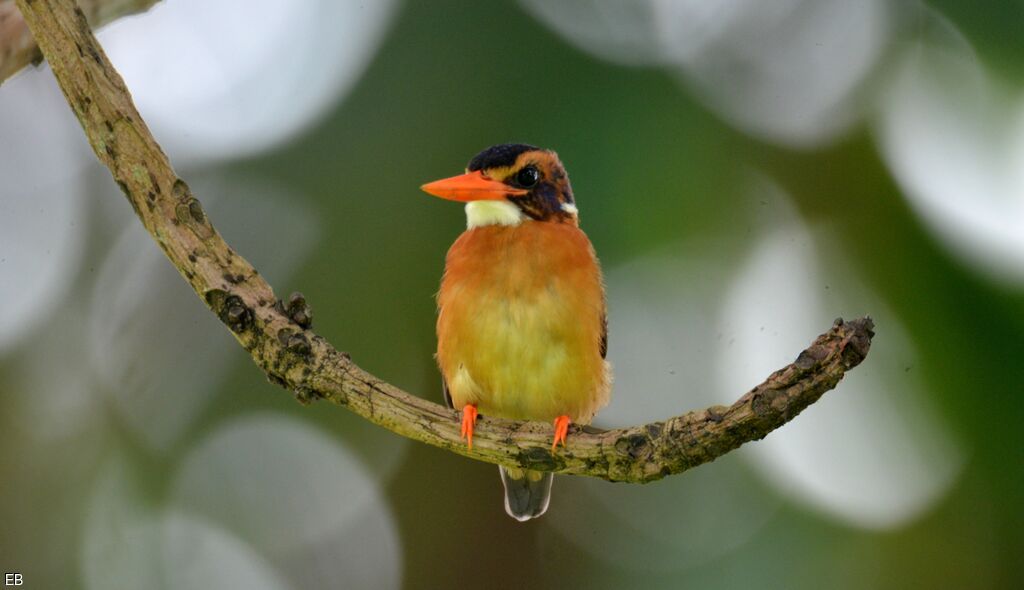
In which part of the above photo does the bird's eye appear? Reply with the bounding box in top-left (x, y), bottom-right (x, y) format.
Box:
top-left (515, 166), bottom-right (540, 188)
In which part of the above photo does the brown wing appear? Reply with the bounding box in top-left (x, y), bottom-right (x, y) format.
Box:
top-left (600, 312), bottom-right (608, 359)
top-left (442, 376), bottom-right (453, 409)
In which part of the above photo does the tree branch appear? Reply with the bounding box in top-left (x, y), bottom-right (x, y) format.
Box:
top-left (13, 0), bottom-right (874, 483)
top-left (1, 0), bottom-right (158, 84)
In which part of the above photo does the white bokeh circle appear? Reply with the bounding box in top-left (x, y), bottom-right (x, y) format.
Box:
top-left (519, 0), bottom-right (895, 147)
top-left (715, 217), bottom-right (965, 529)
top-left (876, 17), bottom-right (1024, 285)
top-left (98, 0), bottom-right (397, 162)
top-left (0, 71), bottom-right (88, 354)
top-left (173, 413), bottom-right (403, 589)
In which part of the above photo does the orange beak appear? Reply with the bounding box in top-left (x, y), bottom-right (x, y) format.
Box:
top-left (420, 170), bottom-right (528, 202)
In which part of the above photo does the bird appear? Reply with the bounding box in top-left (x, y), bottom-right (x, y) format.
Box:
top-left (421, 143), bottom-right (611, 521)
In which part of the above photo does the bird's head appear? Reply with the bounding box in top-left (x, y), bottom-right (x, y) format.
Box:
top-left (421, 144), bottom-right (578, 228)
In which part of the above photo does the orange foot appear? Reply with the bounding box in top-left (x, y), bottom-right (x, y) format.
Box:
top-left (552, 415), bottom-right (571, 451)
top-left (460, 404), bottom-right (479, 449)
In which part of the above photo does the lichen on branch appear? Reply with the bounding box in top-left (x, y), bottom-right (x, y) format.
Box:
top-left (11, 0), bottom-right (874, 483)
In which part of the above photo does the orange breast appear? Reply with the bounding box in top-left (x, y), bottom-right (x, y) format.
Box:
top-left (436, 221), bottom-right (610, 423)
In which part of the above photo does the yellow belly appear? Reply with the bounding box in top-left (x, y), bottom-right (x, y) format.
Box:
top-left (436, 222), bottom-right (610, 423)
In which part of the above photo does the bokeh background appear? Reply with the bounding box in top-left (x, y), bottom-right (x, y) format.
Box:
top-left (1, 0), bottom-right (1022, 587)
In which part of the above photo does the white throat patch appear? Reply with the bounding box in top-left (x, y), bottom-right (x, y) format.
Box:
top-left (465, 201), bottom-right (525, 229)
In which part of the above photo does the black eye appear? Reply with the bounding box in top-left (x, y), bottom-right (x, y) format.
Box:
top-left (515, 166), bottom-right (539, 188)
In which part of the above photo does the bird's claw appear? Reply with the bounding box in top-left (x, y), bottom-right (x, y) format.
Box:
top-left (461, 404), bottom-right (478, 449)
top-left (552, 415), bottom-right (570, 451)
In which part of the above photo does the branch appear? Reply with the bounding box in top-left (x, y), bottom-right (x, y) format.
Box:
top-left (13, 0), bottom-right (875, 483)
top-left (1, 0), bottom-right (158, 84)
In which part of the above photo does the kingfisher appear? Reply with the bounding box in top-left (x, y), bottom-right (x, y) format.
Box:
top-left (421, 144), bottom-right (611, 521)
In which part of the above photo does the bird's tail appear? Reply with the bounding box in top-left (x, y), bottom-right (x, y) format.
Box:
top-left (499, 466), bottom-right (553, 521)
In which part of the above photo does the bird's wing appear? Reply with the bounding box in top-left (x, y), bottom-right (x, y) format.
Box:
top-left (600, 311), bottom-right (608, 359)
top-left (442, 376), bottom-right (454, 409)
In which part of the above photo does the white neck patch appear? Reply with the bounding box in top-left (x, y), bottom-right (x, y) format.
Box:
top-left (465, 200), bottom-right (525, 229)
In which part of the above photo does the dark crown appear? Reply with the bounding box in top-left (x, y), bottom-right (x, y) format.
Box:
top-left (467, 143), bottom-right (538, 172)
